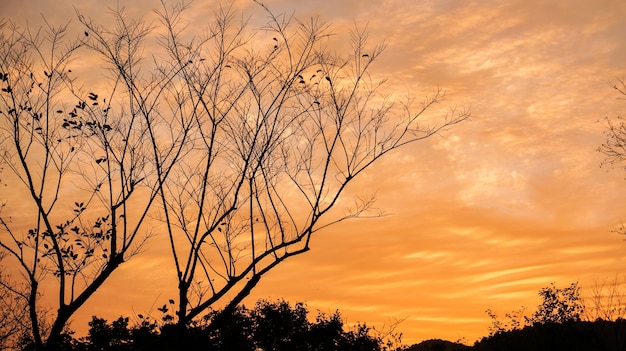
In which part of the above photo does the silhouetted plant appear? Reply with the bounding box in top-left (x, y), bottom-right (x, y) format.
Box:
top-left (254, 300), bottom-right (316, 350)
top-left (598, 78), bottom-right (626, 237)
top-left (0, 12), bottom-right (186, 349)
top-left (0, 1), bottom-right (467, 348)
top-left (478, 282), bottom-right (622, 351)
top-left (485, 282), bottom-right (584, 338)
top-left (83, 317), bottom-right (132, 351)
top-left (527, 282), bottom-right (584, 325)
top-left (0, 253), bottom-right (31, 351)
top-left (586, 275), bottom-right (626, 351)
top-left (485, 307), bottom-right (529, 336)
top-left (57, 299), bottom-right (387, 351)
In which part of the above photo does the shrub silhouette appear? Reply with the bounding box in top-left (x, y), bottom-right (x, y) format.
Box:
top-left (65, 299), bottom-right (384, 351)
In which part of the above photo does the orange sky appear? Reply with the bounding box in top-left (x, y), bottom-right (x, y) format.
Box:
top-left (3, 0), bottom-right (626, 345)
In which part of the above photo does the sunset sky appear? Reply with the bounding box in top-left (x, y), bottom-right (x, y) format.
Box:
top-left (3, 0), bottom-right (626, 345)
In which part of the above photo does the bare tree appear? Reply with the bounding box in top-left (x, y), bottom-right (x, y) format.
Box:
top-left (587, 276), bottom-right (626, 322)
top-left (586, 276), bottom-right (626, 351)
top-left (599, 79), bottom-right (626, 168)
top-left (0, 253), bottom-right (31, 350)
top-left (0, 9), bottom-right (191, 349)
top-left (599, 78), bottom-right (626, 236)
top-left (0, 1), bottom-right (468, 348)
top-left (98, 1), bottom-right (467, 337)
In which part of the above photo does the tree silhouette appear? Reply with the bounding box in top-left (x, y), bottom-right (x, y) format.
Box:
top-left (478, 282), bottom-right (615, 351)
top-left (0, 2), bottom-right (468, 348)
top-left (0, 253), bottom-right (31, 351)
top-left (598, 78), bottom-right (626, 236)
top-left (65, 299), bottom-right (385, 351)
top-left (0, 12), bottom-right (190, 350)
top-left (528, 282), bottom-right (584, 325)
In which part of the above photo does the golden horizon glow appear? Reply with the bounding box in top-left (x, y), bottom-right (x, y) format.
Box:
top-left (2, 0), bottom-right (626, 346)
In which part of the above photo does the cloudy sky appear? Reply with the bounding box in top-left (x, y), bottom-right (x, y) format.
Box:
top-left (3, 0), bottom-right (626, 345)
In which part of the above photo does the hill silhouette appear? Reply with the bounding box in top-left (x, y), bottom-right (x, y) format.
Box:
top-left (404, 320), bottom-right (626, 351)
top-left (406, 339), bottom-right (471, 351)
top-left (471, 320), bottom-right (626, 351)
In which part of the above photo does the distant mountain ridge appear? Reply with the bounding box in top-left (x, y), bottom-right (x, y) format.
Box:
top-left (406, 339), bottom-right (471, 351)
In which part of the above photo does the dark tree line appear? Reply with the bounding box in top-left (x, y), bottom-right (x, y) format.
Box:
top-left (17, 299), bottom-right (399, 351)
top-left (476, 282), bottom-right (626, 351)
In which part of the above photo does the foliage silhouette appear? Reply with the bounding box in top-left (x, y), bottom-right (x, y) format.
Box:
top-left (478, 282), bottom-right (625, 351)
top-left (485, 281), bottom-right (584, 336)
top-left (44, 299), bottom-right (391, 351)
top-left (528, 282), bottom-right (584, 325)
top-left (473, 321), bottom-right (602, 351)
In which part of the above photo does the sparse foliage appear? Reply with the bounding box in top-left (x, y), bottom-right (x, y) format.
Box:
top-left (599, 79), bottom-right (626, 171)
top-left (485, 307), bottom-right (528, 337)
top-left (0, 7), bottom-right (190, 349)
top-left (599, 78), bottom-right (626, 235)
